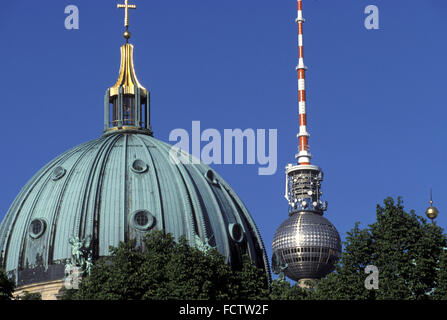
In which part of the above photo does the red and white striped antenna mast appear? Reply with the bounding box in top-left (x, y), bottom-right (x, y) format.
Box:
top-left (272, 0), bottom-right (341, 284)
top-left (283, 0), bottom-right (327, 215)
top-left (296, 0), bottom-right (311, 165)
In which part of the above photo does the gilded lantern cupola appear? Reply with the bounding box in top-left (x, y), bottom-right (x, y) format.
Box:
top-left (104, 0), bottom-right (152, 135)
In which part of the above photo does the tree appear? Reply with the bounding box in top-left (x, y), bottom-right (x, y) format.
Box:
top-left (18, 291), bottom-right (42, 300)
top-left (234, 255), bottom-right (269, 299)
top-left (0, 269), bottom-right (15, 301)
top-left (62, 231), bottom-right (269, 300)
top-left (62, 197), bottom-right (447, 300)
top-left (312, 197), bottom-right (447, 300)
top-left (433, 248), bottom-right (447, 299)
top-left (269, 279), bottom-right (310, 300)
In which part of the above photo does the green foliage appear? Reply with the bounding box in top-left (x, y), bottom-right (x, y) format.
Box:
top-left (313, 197), bottom-right (447, 300)
top-left (59, 287), bottom-right (77, 300)
top-left (269, 280), bottom-right (310, 300)
top-left (0, 269), bottom-right (15, 301)
top-left (18, 291), bottom-right (42, 300)
top-left (63, 231), bottom-right (269, 300)
top-left (234, 255), bottom-right (269, 299)
top-left (433, 249), bottom-right (447, 299)
top-left (60, 196), bottom-right (447, 301)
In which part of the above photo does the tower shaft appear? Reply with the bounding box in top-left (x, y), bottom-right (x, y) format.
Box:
top-left (296, 0), bottom-right (311, 165)
top-left (272, 0), bottom-right (341, 284)
top-left (286, 0), bottom-right (325, 214)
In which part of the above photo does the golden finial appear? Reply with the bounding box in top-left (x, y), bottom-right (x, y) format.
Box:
top-left (110, 0), bottom-right (146, 97)
top-left (425, 189), bottom-right (439, 223)
top-left (109, 44), bottom-right (146, 97)
top-left (118, 0), bottom-right (137, 41)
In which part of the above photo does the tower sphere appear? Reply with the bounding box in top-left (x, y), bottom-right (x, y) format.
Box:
top-left (272, 212), bottom-right (341, 281)
top-left (426, 206), bottom-right (439, 220)
top-left (425, 189), bottom-right (439, 221)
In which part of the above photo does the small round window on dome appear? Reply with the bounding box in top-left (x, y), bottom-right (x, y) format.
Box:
top-left (135, 211), bottom-right (149, 226)
top-left (52, 166), bottom-right (66, 181)
top-left (131, 210), bottom-right (155, 231)
top-left (29, 219), bottom-right (46, 239)
top-left (131, 159), bottom-right (148, 173)
top-left (229, 223), bottom-right (244, 243)
top-left (205, 170), bottom-right (218, 185)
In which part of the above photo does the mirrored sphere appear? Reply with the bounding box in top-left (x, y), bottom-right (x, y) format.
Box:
top-left (272, 212), bottom-right (341, 281)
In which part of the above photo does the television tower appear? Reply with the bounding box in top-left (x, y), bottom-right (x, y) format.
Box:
top-left (272, 0), bottom-right (341, 283)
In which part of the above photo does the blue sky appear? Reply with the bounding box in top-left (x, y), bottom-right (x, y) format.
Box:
top-left (1, 0), bottom-right (447, 264)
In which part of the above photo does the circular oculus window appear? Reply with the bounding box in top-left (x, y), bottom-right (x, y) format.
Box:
top-left (52, 166), bottom-right (66, 181)
top-left (229, 223), bottom-right (244, 243)
top-left (131, 210), bottom-right (155, 231)
top-left (205, 170), bottom-right (219, 185)
top-left (131, 160), bottom-right (148, 174)
top-left (29, 219), bottom-right (46, 239)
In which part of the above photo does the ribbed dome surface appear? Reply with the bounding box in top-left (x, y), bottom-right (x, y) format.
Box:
top-left (0, 133), bottom-right (269, 286)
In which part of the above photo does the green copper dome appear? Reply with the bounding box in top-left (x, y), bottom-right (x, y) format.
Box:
top-left (0, 132), bottom-right (269, 286)
top-left (0, 6), bottom-right (270, 288)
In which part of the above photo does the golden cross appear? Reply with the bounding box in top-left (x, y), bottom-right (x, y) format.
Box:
top-left (117, 0), bottom-right (137, 28)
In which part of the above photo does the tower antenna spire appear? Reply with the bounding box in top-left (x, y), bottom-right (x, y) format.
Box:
top-left (296, 0), bottom-right (311, 165)
top-left (273, 0), bottom-right (341, 283)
